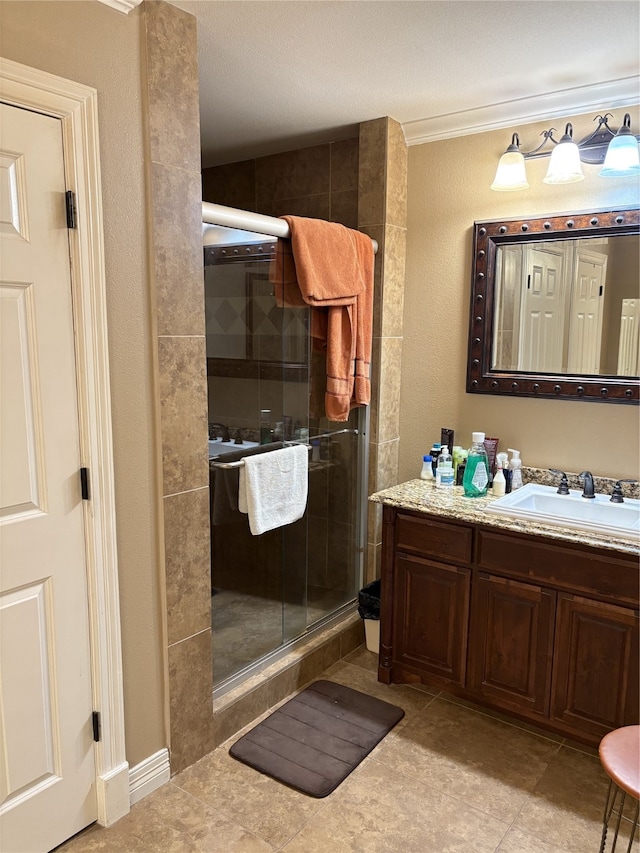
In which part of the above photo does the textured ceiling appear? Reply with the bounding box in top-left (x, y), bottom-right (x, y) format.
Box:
top-left (172, 0), bottom-right (640, 167)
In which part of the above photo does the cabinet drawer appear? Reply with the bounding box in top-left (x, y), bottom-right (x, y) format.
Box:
top-left (477, 529), bottom-right (640, 606)
top-left (396, 513), bottom-right (472, 565)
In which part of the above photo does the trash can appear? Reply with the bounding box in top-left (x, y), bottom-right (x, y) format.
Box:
top-left (358, 580), bottom-right (381, 654)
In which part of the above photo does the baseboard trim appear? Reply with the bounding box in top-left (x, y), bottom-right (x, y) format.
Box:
top-left (129, 749), bottom-right (170, 807)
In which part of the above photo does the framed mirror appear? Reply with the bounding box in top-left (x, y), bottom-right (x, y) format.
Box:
top-left (467, 207), bottom-right (640, 404)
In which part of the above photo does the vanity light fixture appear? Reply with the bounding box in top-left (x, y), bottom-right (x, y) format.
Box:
top-left (491, 112), bottom-right (640, 191)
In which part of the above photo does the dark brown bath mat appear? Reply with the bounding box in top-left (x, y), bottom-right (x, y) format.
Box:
top-left (228, 679), bottom-right (404, 797)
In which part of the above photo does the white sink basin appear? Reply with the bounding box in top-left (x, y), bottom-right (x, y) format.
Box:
top-left (208, 438), bottom-right (259, 458)
top-left (486, 482), bottom-right (640, 541)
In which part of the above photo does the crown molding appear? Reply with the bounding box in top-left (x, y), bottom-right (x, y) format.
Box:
top-left (96, 0), bottom-right (142, 14)
top-left (402, 76), bottom-right (640, 146)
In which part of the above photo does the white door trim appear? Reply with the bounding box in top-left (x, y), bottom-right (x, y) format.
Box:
top-left (0, 57), bottom-right (129, 826)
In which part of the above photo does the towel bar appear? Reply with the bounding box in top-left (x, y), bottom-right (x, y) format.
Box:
top-left (209, 428), bottom-right (358, 469)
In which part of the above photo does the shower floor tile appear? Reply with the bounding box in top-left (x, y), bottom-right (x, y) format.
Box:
top-left (212, 587), bottom-right (352, 685)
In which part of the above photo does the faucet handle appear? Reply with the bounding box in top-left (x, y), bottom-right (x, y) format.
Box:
top-left (610, 479), bottom-right (637, 504)
top-left (549, 469), bottom-right (570, 495)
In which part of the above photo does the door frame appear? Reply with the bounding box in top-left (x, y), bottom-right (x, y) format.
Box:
top-left (0, 57), bottom-right (129, 826)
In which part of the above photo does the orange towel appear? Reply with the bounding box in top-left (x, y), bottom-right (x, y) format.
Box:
top-left (272, 215), bottom-right (374, 422)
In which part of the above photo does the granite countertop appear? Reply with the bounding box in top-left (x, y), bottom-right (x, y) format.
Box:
top-left (369, 468), bottom-right (640, 557)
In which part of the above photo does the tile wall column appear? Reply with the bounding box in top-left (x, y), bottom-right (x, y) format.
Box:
top-left (143, 0), bottom-right (214, 774)
top-left (358, 118), bottom-right (408, 583)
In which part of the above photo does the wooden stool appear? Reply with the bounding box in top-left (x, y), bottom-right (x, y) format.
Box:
top-left (599, 726), bottom-right (640, 853)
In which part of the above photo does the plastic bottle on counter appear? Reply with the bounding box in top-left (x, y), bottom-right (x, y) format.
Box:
top-left (455, 450), bottom-right (468, 485)
top-left (462, 432), bottom-right (490, 498)
top-left (508, 449), bottom-right (523, 490)
top-left (493, 452), bottom-right (508, 497)
top-left (420, 455), bottom-right (434, 480)
top-left (430, 443), bottom-right (441, 477)
top-left (259, 409), bottom-right (272, 445)
top-left (436, 446), bottom-right (454, 488)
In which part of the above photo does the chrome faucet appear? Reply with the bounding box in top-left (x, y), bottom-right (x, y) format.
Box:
top-left (209, 422), bottom-right (230, 442)
top-left (579, 471), bottom-right (595, 499)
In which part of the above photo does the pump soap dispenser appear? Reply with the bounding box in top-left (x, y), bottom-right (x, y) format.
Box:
top-left (508, 449), bottom-right (523, 490)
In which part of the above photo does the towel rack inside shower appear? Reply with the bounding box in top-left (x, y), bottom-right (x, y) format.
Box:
top-left (209, 428), bottom-right (359, 469)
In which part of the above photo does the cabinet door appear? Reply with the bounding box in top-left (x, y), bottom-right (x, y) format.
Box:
top-left (393, 553), bottom-right (470, 686)
top-left (552, 594), bottom-right (639, 738)
top-left (468, 573), bottom-right (555, 717)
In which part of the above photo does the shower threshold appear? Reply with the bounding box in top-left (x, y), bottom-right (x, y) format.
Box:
top-left (212, 600), bottom-right (358, 701)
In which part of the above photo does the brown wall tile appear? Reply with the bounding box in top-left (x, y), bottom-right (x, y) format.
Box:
top-left (340, 618), bottom-right (365, 657)
top-left (151, 162), bottom-right (204, 337)
top-left (168, 630), bottom-right (215, 773)
top-left (358, 118), bottom-right (387, 228)
top-left (377, 336), bottom-right (402, 443)
top-left (145, 1), bottom-right (200, 173)
top-left (213, 682), bottom-right (269, 747)
top-left (164, 488), bottom-right (212, 646)
top-left (330, 189), bottom-right (358, 227)
top-left (385, 119), bottom-right (408, 228)
top-left (256, 145), bottom-right (330, 202)
top-left (158, 336), bottom-right (209, 496)
top-left (201, 160), bottom-right (256, 210)
top-left (367, 501), bottom-right (382, 550)
top-left (380, 225), bottom-right (406, 338)
top-left (258, 194), bottom-right (331, 220)
top-left (331, 138), bottom-right (359, 192)
top-left (366, 542), bottom-right (382, 585)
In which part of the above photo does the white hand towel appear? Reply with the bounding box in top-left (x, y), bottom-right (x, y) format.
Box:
top-left (238, 444), bottom-right (308, 536)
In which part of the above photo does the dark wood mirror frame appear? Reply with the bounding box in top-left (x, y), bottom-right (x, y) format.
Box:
top-left (466, 207), bottom-right (640, 404)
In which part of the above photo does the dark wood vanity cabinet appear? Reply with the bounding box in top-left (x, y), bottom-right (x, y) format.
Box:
top-left (379, 504), bottom-right (640, 746)
top-left (468, 573), bottom-right (555, 718)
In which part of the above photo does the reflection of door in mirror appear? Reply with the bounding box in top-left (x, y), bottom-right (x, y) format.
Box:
top-left (567, 247), bottom-right (607, 374)
top-left (618, 299), bottom-right (640, 375)
top-left (492, 235), bottom-right (639, 377)
top-left (519, 244), bottom-right (567, 372)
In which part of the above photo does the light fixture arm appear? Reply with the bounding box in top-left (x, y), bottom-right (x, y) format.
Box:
top-left (519, 113), bottom-right (639, 165)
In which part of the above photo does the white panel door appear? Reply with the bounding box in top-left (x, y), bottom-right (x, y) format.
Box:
top-left (518, 245), bottom-right (567, 372)
top-left (567, 249), bottom-right (607, 375)
top-left (0, 103), bottom-right (96, 852)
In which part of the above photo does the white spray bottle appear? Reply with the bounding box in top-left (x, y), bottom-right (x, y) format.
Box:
top-left (493, 452), bottom-right (508, 497)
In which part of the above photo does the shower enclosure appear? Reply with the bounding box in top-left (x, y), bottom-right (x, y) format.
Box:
top-left (203, 208), bottom-right (368, 690)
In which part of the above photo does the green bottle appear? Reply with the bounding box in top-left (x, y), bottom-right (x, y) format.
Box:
top-left (463, 432), bottom-right (489, 497)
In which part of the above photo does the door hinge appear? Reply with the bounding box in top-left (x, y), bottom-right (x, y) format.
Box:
top-left (65, 190), bottom-right (77, 229)
top-left (92, 711), bottom-right (101, 742)
top-left (599, 285), bottom-right (604, 296)
top-left (527, 274), bottom-right (531, 290)
top-left (80, 467), bottom-right (90, 501)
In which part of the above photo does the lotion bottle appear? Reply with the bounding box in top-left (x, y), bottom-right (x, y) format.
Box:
top-left (508, 448), bottom-right (523, 490)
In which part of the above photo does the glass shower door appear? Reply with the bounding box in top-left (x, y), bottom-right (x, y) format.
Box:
top-left (206, 229), bottom-right (363, 689)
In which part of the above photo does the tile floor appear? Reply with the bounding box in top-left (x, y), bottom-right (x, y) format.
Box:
top-left (58, 645), bottom-right (638, 853)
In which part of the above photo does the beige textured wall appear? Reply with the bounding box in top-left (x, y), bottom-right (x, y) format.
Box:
top-left (402, 108), bottom-right (640, 485)
top-left (0, 1), bottom-right (165, 766)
